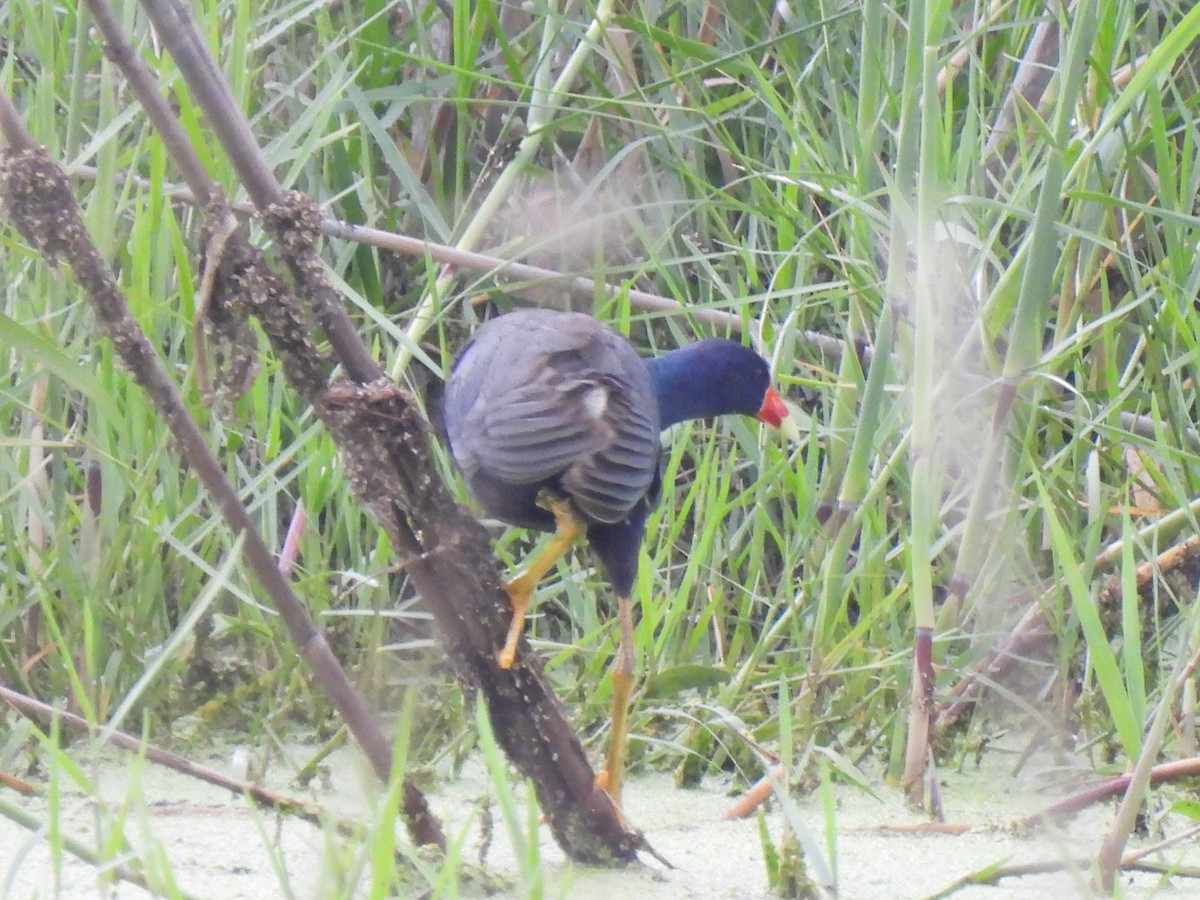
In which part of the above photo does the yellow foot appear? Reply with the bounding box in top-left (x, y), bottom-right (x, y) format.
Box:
top-left (497, 584), bottom-right (528, 669)
top-left (496, 493), bottom-right (582, 670)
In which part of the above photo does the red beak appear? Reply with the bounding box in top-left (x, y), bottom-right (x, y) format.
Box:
top-left (757, 385), bottom-right (789, 428)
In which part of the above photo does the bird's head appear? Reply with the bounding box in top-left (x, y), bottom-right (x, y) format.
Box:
top-left (647, 338), bottom-right (797, 438)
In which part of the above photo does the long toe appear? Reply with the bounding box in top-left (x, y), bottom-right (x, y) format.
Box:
top-left (498, 581), bottom-right (532, 669)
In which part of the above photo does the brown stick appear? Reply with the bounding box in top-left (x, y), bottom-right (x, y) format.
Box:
top-left (0, 770), bottom-right (37, 797)
top-left (63, 160), bottom-right (779, 341)
top-left (1023, 756), bottom-right (1200, 828)
top-left (1098, 534), bottom-right (1200, 607)
top-left (723, 765), bottom-right (785, 820)
top-left (0, 685), bottom-right (353, 835)
top-left (901, 627), bottom-right (937, 810)
top-left (0, 129), bottom-right (442, 853)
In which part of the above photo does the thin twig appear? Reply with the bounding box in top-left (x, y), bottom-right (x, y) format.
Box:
top-left (65, 160), bottom-right (781, 340)
top-left (0, 684), bottom-right (355, 836)
top-left (1023, 756), bottom-right (1200, 829)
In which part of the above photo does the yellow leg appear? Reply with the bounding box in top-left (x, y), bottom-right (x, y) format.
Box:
top-left (596, 594), bottom-right (636, 807)
top-left (498, 496), bottom-right (582, 669)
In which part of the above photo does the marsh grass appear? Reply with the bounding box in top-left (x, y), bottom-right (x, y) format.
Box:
top-left (3, 0), bottom-right (1200, 894)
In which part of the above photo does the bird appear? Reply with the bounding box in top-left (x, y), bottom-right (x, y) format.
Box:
top-left (442, 307), bottom-right (795, 805)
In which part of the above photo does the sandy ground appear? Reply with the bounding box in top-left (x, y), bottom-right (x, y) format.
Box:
top-left (3, 739), bottom-right (1197, 899)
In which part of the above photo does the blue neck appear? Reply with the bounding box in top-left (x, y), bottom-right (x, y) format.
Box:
top-left (645, 344), bottom-right (735, 429)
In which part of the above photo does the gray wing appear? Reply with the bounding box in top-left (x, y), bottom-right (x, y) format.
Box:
top-left (445, 310), bottom-right (661, 524)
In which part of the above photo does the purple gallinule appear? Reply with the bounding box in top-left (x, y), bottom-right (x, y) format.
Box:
top-left (444, 308), bottom-right (793, 803)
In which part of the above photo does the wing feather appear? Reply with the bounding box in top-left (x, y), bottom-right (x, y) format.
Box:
top-left (444, 309), bottom-right (662, 525)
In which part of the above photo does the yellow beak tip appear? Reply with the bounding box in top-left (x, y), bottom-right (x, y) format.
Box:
top-left (778, 413), bottom-right (801, 443)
